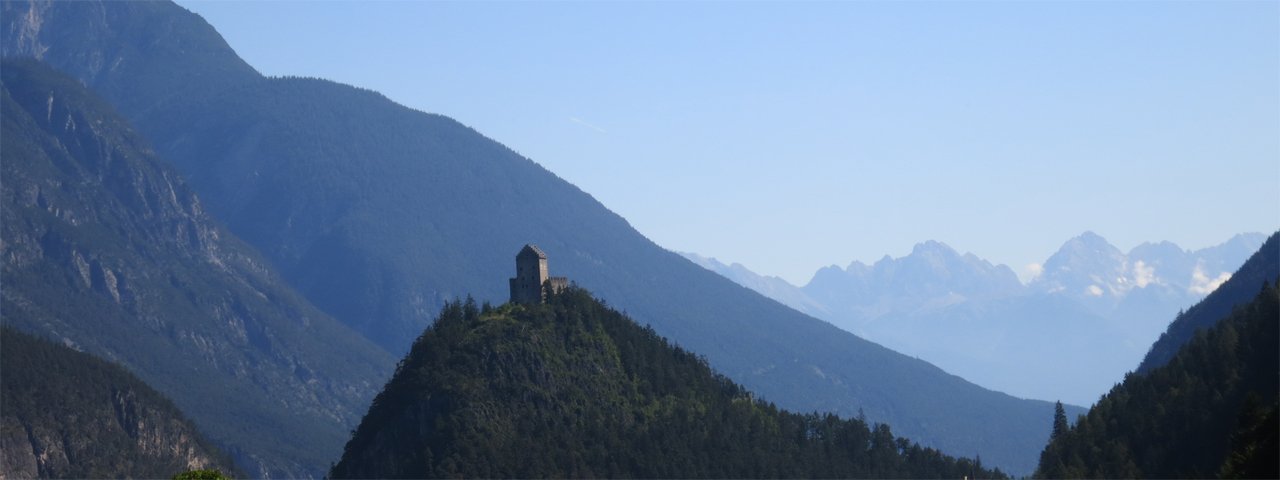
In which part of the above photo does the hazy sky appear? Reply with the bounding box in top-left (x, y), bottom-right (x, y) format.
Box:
top-left (179, 0), bottom-right (1278, 285)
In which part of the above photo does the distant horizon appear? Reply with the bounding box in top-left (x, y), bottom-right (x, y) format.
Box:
top-left (684, 229), bottom-right (1270, 286)
top-left (179, 0), bottom-right (1279, 285)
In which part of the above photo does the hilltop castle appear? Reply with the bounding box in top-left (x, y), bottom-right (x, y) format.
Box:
top-left (509, 244), bottom-right (568, 304)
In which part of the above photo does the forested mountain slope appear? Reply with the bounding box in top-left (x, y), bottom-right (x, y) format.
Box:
top-left (331, 288), bottom-right (1006, 480)
top-left (1, 327), bottom-right (236, 479)
top-left (0, 58), bottom-right (392, 477)
top-left (1036, 281), bottom-right (1278, 478)
top-left (2, 1), bottom-right (1066, 472)
top-left (1137, 232), bottom-right (1279, 373)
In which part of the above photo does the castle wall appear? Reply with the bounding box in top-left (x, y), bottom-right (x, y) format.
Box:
top-left (509, 245), bottom-right (566, 304)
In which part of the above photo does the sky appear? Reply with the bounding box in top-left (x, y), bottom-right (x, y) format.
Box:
top-left (179, 0), bottom-right (1279, 285)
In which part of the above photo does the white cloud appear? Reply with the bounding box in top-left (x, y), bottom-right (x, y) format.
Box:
top-left (1024, 263), bottom-right (1044, 280)
top-left (1086, 285), bottom-right (1104, 297)
top-left (1188, 266), bottom-right (1231, 295)
top-left (1132, 260), bottom-right (1156, 288)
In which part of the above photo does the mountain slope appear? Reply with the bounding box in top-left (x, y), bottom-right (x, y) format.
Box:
top-left (1, 327), bottom-right (236, 478)
top-left (331, 288), bottom-right (1006, 479)
top-left (1035, 279), bottom-right (1278, 478)
top-left (2, 1), bottom-right (1064, 473)
top-left (1137, 232), bottom-right (1279, 374)
top-left (0, 58), bottom-right (393, 477)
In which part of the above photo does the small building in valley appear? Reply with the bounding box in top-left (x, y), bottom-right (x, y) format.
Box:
top-left (509, 244), bottom-right (568, 304)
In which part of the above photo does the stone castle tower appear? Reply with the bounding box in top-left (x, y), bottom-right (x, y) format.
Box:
top-left (509, 244), bottom-right (568, 304)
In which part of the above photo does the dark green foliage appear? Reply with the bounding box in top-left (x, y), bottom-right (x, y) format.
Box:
top-left (4, 2), bottom-right (1065, 473)
top-left (172, 469), bottom-right (234, 480)
top-left (1035, 282), bottom-right (1279, 478)
top-left (1, 328), bottom-right (238, 478)
top-left (1219, 396), bottom-right (1279, 479)
top-left (0, 58), bottom-right (393, 477)
top-left (331, 288), bottom-right (1006, 479)
top-left (1051, 401), bottom-right (1068, 440)
top-left (1139, 232), bottom-right (1279, 373)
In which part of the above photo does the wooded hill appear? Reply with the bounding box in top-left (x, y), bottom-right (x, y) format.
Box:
top-left (332, 287), bottom-right (1006, 479)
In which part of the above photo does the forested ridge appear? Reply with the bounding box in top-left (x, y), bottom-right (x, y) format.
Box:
top-left (1137, 233), bottom-right (1279, 374)
top-left (332, 287), bottom-right (1005, 479)
top-left (1036, 281), bottom-right (1279, 478)
top-left (1, 328), bottom-right (237, 478)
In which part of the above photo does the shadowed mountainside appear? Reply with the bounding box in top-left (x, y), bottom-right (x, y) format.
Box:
top-left (1, 327), bottom-right (237, 479)
top-left (0, 58), bottom-right (392, 477)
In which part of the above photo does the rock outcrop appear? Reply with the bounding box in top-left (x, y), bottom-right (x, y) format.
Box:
top-left (1, 327), bottom-right (237, 478)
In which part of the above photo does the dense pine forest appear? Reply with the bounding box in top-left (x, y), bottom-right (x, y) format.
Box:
top-left (1036, 282), bottom-right (1278, 478)
top-left (0, 328), bottom-right (237, 478)
top-left (331, 287), bottom-right (1005, 479)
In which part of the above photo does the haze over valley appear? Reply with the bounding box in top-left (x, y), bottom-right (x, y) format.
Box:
top-left (1, 1), bottom-right (1276, 479)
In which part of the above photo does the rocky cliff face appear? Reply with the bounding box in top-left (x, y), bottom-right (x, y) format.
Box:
top-left (0, 59), bottom-right (393, 477)
top-left (1, 328), bottom-right (237, 478)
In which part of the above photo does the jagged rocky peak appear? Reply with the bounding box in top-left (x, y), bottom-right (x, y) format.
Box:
top-left (911, 239), bottom-right (959, 257)
top-left (1052, 231), bottom-right (1126, 266)
top-left (1130, 240), bottom-right (1187, 258)
top-left (1033, 231), bottom-right (1129, 298)
top-left (1034, 231), bottom-right (1265, 302)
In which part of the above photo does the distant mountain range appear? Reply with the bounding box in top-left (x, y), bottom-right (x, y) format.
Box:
top-left (2, 0), bottom-right (1072, 475)
top-left (682, 231), bottom-right (1266, 405)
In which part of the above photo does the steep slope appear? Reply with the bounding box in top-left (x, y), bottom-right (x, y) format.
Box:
top-left (1, 327), bottom-right (237, 479)
top-left (2, 1), bottom-right (1063, 472)
top-left (0, 59), bottom-right (393, 477)
top-left (1035, 280), bottom-right (1278, 478)
top-left (331, 288), bottom-right (1006, 479)
top-left (0, 0), bottom-right (259, 116)
top-left (1137, 232), bottom-right (1279, 373)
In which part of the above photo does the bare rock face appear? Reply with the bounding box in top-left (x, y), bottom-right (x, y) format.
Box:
top-left (0, 56), bottom-right (392, 477)
top-left (1, 328), bottom-right (237, 479)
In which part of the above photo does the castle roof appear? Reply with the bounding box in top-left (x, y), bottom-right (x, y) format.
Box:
top-left (518, 244), bottom-right (547, 260)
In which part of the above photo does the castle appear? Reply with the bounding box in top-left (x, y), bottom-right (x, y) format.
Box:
top-left (509, 244), bottom-right (568, 304)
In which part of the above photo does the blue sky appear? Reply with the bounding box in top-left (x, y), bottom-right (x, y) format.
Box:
top-left (180, 0), bottom-right (1278, 285)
